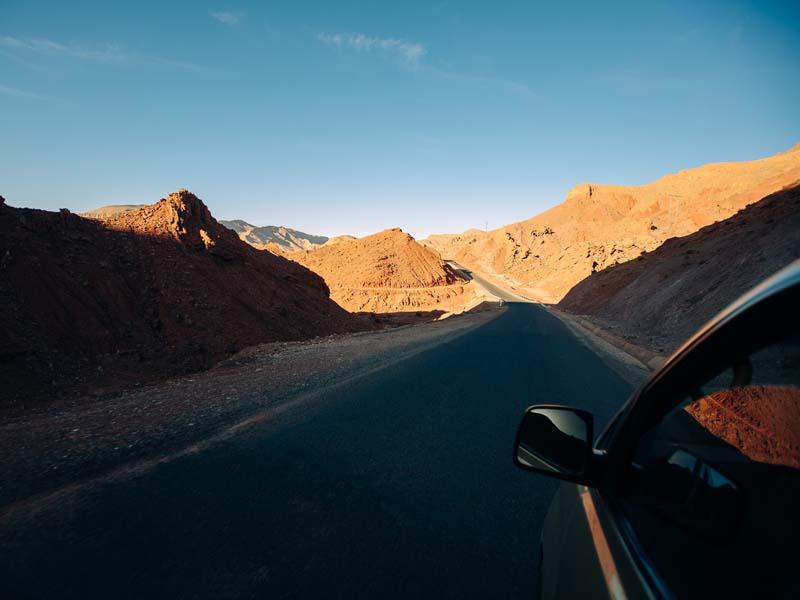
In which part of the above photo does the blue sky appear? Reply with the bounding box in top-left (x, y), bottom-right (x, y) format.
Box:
top-left (2, 0), bottom-right (799, 238)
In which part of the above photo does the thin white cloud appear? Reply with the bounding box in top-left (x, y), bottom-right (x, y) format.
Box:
top-left (316, 31), bottom-right (535, 99)
top-left (425, 65), bottom-right (539, 100)
top-left (0, 35), bottom-right (203, 71)
top-left (210, 10), bottom-right (242, 26)
top-left (0, 35), bottom-right (125, 61)
top-left (0, 83), bottom-right (52, 101)
top-left (317, 32), bottom-right (426, 64)
top-left (597, 66), bottom-right (686, 94)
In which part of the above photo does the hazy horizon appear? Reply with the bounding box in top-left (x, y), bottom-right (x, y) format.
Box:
top-left (2, 0), bottom-right (799, 239)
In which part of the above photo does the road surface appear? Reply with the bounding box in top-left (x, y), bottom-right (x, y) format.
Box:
top-left (0, 274), bottom-right (633, 599)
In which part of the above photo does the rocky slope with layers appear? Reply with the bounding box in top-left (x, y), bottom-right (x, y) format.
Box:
top-left (220, 220), bottom-right (328, 253)
top-left (426, 143), bottom-right (800, 303)
top-left (288, 228), bottom-right (481, 315)
top-left (559, 185), bottom-right (800, 353)
top-left (0, 190), bottom-right (367, 405)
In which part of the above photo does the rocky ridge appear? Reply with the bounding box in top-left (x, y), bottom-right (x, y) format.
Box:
top-left (81, 204), bottom-right (146, 220)
top-left (0, 189), bottom-right (366, 405)
top-left (425, 144), bottom-right (800, 302)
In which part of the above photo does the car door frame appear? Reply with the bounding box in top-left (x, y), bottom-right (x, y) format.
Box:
top-left (584, 262), bottom-right (800, 599)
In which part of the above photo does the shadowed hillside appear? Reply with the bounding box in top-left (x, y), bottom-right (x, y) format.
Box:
top-left (558, 186), bottom-right (800, 352)
top-left (0, 190), bottom-right (367, 405)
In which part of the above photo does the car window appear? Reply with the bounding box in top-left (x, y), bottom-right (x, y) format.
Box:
top-left (618, 336), bottom-right (800, 599)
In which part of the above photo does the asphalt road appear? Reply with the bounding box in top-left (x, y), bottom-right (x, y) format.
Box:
top-left (1, 275), bottom-right (633, 599)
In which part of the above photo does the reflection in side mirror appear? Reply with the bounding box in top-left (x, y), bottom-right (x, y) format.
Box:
top-left (513, 405), bottom-right (594, 480)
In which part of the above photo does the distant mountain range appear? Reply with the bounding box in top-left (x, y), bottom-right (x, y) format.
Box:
top-left (82, 206), bottom-right (328, 254)
top-left (219, 220), bottom-right (328, 253)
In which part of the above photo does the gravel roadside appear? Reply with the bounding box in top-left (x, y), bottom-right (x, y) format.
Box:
top-left (0, 305), bottom-right (503, 516)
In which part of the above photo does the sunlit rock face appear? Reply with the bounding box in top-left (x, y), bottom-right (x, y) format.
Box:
top-left (286, 228), bottom-right (481, 314)
top-left (424, 143), bottom-right (800, 303)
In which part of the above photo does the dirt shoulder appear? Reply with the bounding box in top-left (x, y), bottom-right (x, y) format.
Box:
top-left (0, 304), bottom-right (503, 513)
top-left (544, 307), bottom-right (663, 387)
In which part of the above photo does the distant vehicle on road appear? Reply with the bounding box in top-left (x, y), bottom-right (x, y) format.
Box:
top-left (514, 260), bottom-right (800, 599)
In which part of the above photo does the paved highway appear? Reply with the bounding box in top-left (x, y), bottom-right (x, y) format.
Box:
top-left (1, 274), bottom-right (633, 599)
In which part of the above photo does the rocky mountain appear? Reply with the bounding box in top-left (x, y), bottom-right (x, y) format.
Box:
top-left (220, 220), bottom-right (328, 253)
top-left (85, 210), bottom-right (330, 254)
top-left (287, 228), bottom-right (481, 315)
top-left (425, 143), bottom-right (800, 303)
top-left (559, 185), bottom-right (800, 352)
top-left (81, 204), bottom-right (146, 219)
top-left (0, 190), bottom-right (366, 404)
top-left (324, 235), bottom-right (357, 246)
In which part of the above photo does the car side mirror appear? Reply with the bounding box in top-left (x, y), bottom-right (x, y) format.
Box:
top-left (513, 405), bottom-right (594, 482)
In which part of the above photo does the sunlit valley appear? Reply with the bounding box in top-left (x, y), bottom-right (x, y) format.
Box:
top-left (1, 1), bottom-right (799, 598)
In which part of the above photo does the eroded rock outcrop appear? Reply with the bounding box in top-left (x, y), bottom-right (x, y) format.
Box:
top-left (425, 143), bottom-right (800, 302)
top-left (288, 228), bottom-right (480, 314)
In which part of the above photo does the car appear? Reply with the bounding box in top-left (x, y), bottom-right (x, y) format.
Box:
top-left (513, 260), bottom-right (800, 599)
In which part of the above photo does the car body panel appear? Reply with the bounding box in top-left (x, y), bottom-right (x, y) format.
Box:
top-left (534, 260), bottom-right (800, 599)
top-left (541, 484), bottom-right (655, 600)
